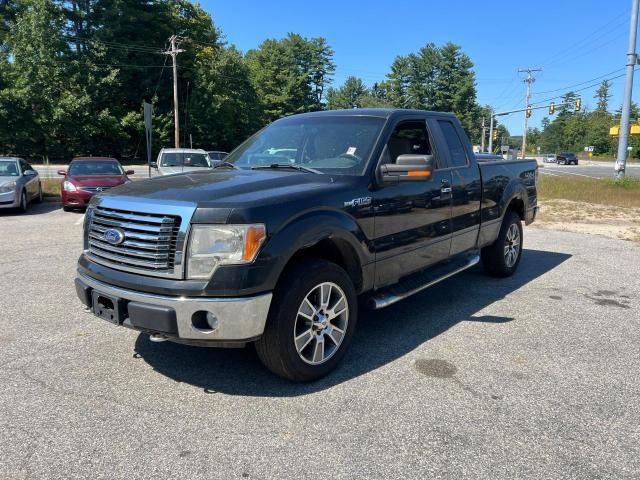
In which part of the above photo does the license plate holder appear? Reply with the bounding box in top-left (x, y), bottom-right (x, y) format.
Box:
top-left (91, 291), bottom-right (126, 325)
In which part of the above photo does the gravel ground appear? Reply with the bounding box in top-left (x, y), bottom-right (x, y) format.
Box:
top-left (1, 203), bottom-right (639, 479)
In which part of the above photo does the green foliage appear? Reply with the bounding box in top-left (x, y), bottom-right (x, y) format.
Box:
top-left (246, 33), bottom-right (335, 122)
top-left (326, 76), bottom-right (392, 110)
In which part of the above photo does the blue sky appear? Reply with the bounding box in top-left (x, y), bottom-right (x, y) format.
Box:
top-left (203, 0), bottom-right (634, 134)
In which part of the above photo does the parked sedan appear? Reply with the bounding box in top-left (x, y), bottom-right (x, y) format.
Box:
top-left (206, 150), bottom-right (229, 163)
top-left (0, 157), bottom-right (42, 213)
top-left (543, 154), bottom-right (557, 163)
top-left (59, 157), bottom-right (133, 211)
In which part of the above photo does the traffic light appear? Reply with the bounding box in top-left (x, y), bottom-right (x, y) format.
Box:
top-left (575, 98), bottom-right (581, 112)
top-left (526, 105), bottom-right (532, 118)
top-left (492, 129), bottom-right (498, 141)
top-left (549, 102), bottom-right (555, 115)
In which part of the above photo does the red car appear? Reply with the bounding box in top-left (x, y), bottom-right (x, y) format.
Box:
top-left (58, 157), bottom-right (134, 211)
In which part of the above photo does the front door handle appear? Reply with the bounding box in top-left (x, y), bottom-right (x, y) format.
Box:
top-left (441, 186), bottom-right (452, 194)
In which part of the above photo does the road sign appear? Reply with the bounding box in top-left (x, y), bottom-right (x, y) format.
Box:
top-left (627, 146), bottom-right (633, 151)
top-left (588, 146), bottom-right (594, 152)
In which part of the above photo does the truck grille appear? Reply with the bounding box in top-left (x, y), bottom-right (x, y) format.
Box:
top-left (87, 206), bottom-right (181, 275)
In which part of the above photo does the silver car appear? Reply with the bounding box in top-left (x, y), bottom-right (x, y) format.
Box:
top-left (0, 157), bottom-right (42, 212)
top-left (153, 148), bottom-right (211, 176)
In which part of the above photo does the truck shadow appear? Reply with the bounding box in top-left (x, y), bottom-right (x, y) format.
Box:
top-left (134, 248), bottom-right (571, 396)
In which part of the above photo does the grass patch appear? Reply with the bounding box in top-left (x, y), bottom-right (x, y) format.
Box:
top-left (538, 175), bottom-right (640, 208)
top-left (41, 178), bottom-right (61, 198)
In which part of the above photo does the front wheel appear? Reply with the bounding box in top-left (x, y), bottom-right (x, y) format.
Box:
top-left (18, 190), bottom-right (28, 213)
top-left (481, 211), bottom-right (523, 277)
top-left (255, 259), bottom-right (358, 382)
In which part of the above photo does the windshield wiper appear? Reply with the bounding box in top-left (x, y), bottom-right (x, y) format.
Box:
top-left (251, 163), bottom-right (321, 174)
top-left (212, 161), bottom-right (239, 170)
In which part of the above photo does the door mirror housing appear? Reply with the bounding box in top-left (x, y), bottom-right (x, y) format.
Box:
top-left (150, 162), bottom-right (158, 169)
top-left (125, 169), bottom-right (135, 175)
top-left (57, 169), bottom-right (67, 176)
top-left (380, 155), bottom-right (434, 183)
top-left (23, 169), bottom-right (37, 176)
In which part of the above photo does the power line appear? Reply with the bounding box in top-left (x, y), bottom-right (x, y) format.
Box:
top-left (532, 68), bottom-right (625, 96)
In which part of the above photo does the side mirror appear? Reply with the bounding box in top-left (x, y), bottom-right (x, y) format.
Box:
top-left (380, 155), bottom-right (434, 183)
top-left (150, 162), bottom-right (158, 169)
top-left (23, 169), bottom-right (37, 176)
top-left (57, 169), bottom-right (67, 176)
top-left (126, 169), bottom-right (135, 175)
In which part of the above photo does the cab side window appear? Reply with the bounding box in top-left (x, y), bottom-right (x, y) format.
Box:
top-left (382, 120), bottom-right (433, 165)
top-left (438, 120), bottom-right (468, 168)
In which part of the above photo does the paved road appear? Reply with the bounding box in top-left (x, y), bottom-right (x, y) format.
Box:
top-left (538, 161), bottom-right (640, 179)
top-left (1, 204), bottom-right (639, 479)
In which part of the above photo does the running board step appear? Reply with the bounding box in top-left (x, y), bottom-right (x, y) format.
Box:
top-left (368, 251), bottom-right (480, 310)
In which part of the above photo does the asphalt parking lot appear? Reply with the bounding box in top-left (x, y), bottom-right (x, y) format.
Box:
top-left (1, 203), bottom-right (639, 479)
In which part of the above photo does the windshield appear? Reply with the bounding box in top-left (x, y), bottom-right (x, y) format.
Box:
top-left (68, 161), bottom-right (123, 176)
top-left (0, 160), bottom-right (19, 176)
top-left (224, 116), bottom-right (385, 175)
top-left (161, 152), bottom-right (211, 168)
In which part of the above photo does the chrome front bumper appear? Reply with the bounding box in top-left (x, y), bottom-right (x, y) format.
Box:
top-left (76, 272), bottom-right (272, 343)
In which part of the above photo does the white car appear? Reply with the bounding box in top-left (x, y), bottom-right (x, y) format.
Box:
top-left (153, 148), bottom-right (211, 176)
top-left (543, 154), bottom-right (557, 163)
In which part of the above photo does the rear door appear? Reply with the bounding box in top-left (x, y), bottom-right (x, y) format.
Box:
top-left (372, 117), bottom-right (453, 287)
top-left (430, 117), bottom-right (482, 256)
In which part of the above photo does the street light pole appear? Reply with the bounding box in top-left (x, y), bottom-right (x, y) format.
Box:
top-left (615, 0), bottom-right (640, 179)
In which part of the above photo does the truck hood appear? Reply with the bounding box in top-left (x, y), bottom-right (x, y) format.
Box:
top-left (100, 169), bottom-right (357, 208)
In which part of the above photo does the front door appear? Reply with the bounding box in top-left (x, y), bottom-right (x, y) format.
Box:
top-left (372, 118), bottom-right (453, 288)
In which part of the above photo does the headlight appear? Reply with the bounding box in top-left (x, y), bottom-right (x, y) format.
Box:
top-left (0, 181), bottom-right (16, 193)
top-left (63, 180), bottom-right (77, 192)
top-left (187, 224), bottom-right (266, 279)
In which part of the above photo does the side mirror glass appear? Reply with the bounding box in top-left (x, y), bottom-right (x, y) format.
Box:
top-left (23, 169), bottom-right (37, 176)
top-left (57, 169), bottom-right (67, 176)
top-left (380, 154), bottom-right (434, 183)
top-left (126, 170), bottom-right (135, 175)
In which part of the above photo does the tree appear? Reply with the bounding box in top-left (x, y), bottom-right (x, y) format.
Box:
top-left (189, 46), bottom-right (262, 151)
top-left (246, 33), bottom-right (335, 122)
top-left (595, 80), bottom-right (611, 113)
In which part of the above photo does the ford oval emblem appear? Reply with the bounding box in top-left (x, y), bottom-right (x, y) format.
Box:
top-left (103, 228), bottom-right (125, 245)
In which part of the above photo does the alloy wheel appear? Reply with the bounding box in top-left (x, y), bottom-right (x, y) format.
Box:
top-left (293, 282), bottom-right (349, 365)
top-left (504, 223), bottom-right (520, 268)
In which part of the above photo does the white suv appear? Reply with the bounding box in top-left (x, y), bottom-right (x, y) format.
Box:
top-left (154, 148), bottom-right (211, 176)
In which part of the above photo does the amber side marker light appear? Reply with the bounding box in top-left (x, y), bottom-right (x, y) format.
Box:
top-left (407, 171), bottom-right (432, 177)
top-left (243, 225), bottom-right (267, 262)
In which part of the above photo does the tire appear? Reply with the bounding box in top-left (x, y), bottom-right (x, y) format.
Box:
top-left (18, 190), bottom-right (28, 213)
top-left (481, 210), bottom-right (523, 278)
top-left (63, 205), bottom-right (72, 212)
top-left (255, 258), bottom-right (358, 382)
top-left (36, 183), bottom-right (43, 203)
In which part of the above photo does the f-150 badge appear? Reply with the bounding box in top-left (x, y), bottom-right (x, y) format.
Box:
top-left (344, 197), bottom-right (372, 207)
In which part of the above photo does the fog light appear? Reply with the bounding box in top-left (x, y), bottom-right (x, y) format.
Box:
top-left (206, 312), bottom-right (219, 330)
top-left (191, 311), bottom-right (219, 332)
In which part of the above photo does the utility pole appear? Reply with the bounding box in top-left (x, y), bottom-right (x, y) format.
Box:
top-left (481, 117), bottom-right (486, 152)
top-left (164, 35), bottom-right (184, 148)
top-left (488, 113), bottom-right (495, 153)
top-left (616, 0), bottom-right (640, 179)
top-left (519, 68), bottom-right (542, 159)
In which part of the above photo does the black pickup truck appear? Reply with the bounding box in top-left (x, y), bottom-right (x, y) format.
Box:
top-left (75, 109), bottom-right (538, 381)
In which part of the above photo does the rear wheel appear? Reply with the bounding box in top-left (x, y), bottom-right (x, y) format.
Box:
top-left (255, 258), bottom-right (357, 382)
top-left (36, 183), bottom-right (43, 203)
top-left (481, 210), bottom-right (523, 277)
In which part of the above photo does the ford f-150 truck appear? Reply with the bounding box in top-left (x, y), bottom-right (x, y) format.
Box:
top-left (75, 109), bottom-right (538, 382)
